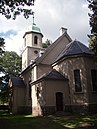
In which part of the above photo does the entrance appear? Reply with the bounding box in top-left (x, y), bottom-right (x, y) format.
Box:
top-left (56, 92), bottom-right (63, 111)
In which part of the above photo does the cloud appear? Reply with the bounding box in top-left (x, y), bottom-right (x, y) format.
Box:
top-left (5, 30), bottom-right (24, 55)
top-left (0, 0), bottom-right (90, 54)
top-left (0, 30), bottom-right (17, 38)
top-left (34, 0), bottom-right (90, 43)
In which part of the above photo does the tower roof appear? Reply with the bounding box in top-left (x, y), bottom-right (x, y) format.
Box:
top-left (23, 13), bottom-right (43, 38)
top-left (28, 23), bottom-right (41, 33)
top-left (23, 23), bottom-right (43, 38)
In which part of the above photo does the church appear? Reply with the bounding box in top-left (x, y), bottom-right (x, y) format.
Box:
top-left (9, 20), bottom-right (97, 115)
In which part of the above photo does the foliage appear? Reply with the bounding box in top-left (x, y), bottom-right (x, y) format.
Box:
top-left (42, 39), bottom-right (52, 48)
top-left (88, 0), bottom-right (97, 55)
top-left (1, 51), bottom-right (22, 76)
top-left (88, 0), bottom-right (97, 35)
top-left (0, 38), bottom-right (5, 54)
top-left (0, 51), bottom-right (22, 104)
top-left (0, 75), bottom-right (9, 104)
top-left (88, 35), bottom-right (97, 54)
top-left (0, 38), bottom-right (5, 74)
top-left (0, 0), bottom-right (35, 19)
top-left (0, 38), bottom-right (6, 104)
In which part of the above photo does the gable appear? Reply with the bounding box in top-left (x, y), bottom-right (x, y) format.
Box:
top-left (31, 69), bottom-right (68, 85)
top-left (35, 32), bottom-right (72, 65)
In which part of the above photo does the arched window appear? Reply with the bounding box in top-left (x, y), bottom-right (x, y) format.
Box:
top-left (74, 69), bottom-right (82, 92)
top-left (34, 36), bottom-right (38, 45)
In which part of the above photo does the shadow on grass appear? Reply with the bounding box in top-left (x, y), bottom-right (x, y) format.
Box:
top-left (0, 111), bottom-right (97, 129)
top-left (0, 111), bottom-right (67, 129)
top-left (52, 115), bottom-right (97, 129)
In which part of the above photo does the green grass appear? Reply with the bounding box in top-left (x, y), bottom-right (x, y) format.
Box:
top-left (0, 111), bottom-right (97, 129)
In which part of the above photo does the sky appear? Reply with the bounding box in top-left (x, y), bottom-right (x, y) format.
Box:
top-left (0, 0), bottom-right (90, 55)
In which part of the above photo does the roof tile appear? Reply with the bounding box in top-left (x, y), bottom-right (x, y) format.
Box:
top-left (56, 40), bottom-right (94, 62)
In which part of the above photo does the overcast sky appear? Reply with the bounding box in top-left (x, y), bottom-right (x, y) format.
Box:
top-left (0, 0), bottom-right (90, 55)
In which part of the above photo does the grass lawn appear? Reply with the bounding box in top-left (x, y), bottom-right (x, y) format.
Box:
top-left (0, 111), bottom-right (97, 129)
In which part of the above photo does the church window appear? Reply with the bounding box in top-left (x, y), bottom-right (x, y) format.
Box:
top-left (74, 69), bottom-right (82, 92)
top-left (34, 36), bottom-right (38, 45)
top-left (91, 69), bottom-right (97, 91)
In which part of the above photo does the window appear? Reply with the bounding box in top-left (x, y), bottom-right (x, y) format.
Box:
top-left (24, 38), bottom-right (26, 47)
top-left (91, 69), bottom-right (97, 91)
top-left (36, 87), bottom-right (40, 98)
top-left (74, 69), bottom-right (82, 92)
top-left (29, 80), bottom-right (31, 99)
top-left (34, 36), bottom-right (38, 45)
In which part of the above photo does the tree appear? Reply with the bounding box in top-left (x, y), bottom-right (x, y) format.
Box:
top-left (42, 39), bottom-right (52, 48)
top-left (0, 51), bottom-right (22, 104)
top-left (0, 38), bottom-right (5, 54)
top-left (1, 51), bottom-right (22, 76)
top-left (0, 75), bottom-right (9, 104)
top-left (88, 0), bottom-right (97, 55)
top-left (0, 38), bottom-right (6, 104)
top-left (0, 0), bottom-right (35, 19)
top-left (0, 38), bottom-right (5, 73)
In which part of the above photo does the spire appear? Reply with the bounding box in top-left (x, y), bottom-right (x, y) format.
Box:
top-left (32, 12), bottom-right (36, 25)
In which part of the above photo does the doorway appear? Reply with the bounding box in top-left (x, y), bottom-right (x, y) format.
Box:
top-left (56, 92), bottom-right (63, 111)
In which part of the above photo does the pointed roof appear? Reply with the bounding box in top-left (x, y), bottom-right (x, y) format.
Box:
top-left (31, 69), bottom-right (68, 85)
top-left (28, 23), bottom-right (41, 33)
top-left (23, 23), bottom-right (43, 38)
top-left (28, 13), bottom-right (41, 33)
top-left (43, 69), bottom-right (67, 80)
top-left (55, 40), bottom-right (94, 62)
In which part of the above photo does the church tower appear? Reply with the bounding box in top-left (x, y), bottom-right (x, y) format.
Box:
top-left (22, 15), bottom-right (44, 70)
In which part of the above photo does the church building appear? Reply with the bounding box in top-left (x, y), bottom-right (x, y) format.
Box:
top-left (9, 19), bottom-right (97, 115)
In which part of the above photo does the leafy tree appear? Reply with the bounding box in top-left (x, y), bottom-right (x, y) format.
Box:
top-left (0, 38), bottom-right (5, 73)
top-left (0, 75), bottom-right (9, 104)
top-left (88, 35), bottom-right (97, 54)
top-left (0, 38), bottom-right (5, 54)
top-left (88, 0), bottom-right (97, 55)
top-left (0, 38), bottom-right (6, 104)
top-left (42, 39), bottom-right (52, 48)
top-left (0, 0), bottom-right (35, 19)
top-left (1, 51), bottom-right (22, 76)
top-left (0, 51), bottom-right (22, 104)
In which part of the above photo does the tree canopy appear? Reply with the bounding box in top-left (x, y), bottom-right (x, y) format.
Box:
top-left (0, 37), bottom-right (5, 54)
top-left (0, 51), bottom-right (22, 104)
top-left (0, 0), bottom-right (35, 19)
top-left (88, 0), bottom-right (97, 55)
top-left (0, 38), bottom-right (5, 73)
top-left (1, 51), bottom-right (22, 76)
top-left (42, 39), bottom-right (52, 48)
top-left (88, 0), bottom-right (97, 35)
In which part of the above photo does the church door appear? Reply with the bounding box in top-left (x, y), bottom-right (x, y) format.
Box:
top-left (56, 92), bottom-right (63, 111)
